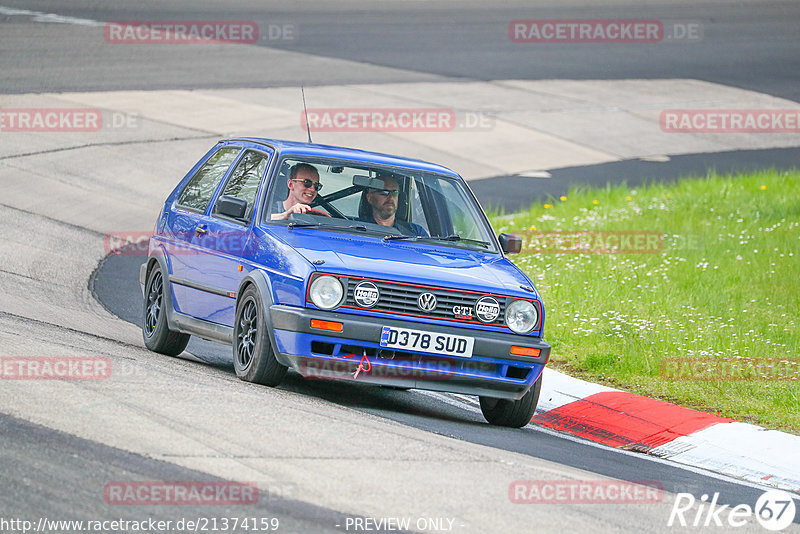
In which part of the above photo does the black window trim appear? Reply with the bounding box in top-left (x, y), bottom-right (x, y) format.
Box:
top-left (174, 145), bottom-right (243, 215)
top-left (209, 147), bottom-right (274, 227)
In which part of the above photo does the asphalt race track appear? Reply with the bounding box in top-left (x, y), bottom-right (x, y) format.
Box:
top-left (1, 1), bottom-right (799, 533)
top-left (91, 250), bottom-right (771, 505)
top-left (3, 0), bottom-right (799, 101)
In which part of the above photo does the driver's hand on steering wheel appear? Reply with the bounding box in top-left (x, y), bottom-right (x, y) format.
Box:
top-left (272, 203), bottom-right (312, 221)
top-left (271, 203), bottom-right (330, 221)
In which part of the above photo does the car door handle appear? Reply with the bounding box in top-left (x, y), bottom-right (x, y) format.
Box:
top-left (195, 225), bottom-right (208, 236)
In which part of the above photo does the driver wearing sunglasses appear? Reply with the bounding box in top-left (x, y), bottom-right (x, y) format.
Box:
top-left (360, 174), bottom-right (427, 236)
top-left (271, 163), bottom-right (323, 220)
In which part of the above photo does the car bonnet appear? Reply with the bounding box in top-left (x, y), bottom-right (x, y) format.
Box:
top-left (271, 227), bottom-right (537, 298)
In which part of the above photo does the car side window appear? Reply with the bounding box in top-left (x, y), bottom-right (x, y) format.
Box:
top-left (213, 150), bottom-right (269, 223)
top-left (176, 147), bottom-right (240, 213)
top-left (434, 179), bottom-right (490, 242)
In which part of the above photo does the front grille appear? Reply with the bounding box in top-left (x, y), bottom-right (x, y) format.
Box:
top-left (340, 276), bottom-right (509, 327)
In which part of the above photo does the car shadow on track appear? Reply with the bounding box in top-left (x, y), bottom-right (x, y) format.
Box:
top-left (280, 371), bottom-right (486, 426)
top-left (185, 336), bottom-right (487, 426)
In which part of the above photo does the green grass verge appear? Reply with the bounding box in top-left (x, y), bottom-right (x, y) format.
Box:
top-left (489, 169), bottom-right (800, 433)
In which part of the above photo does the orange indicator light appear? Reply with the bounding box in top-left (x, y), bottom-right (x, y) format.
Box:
top-left (310, 319), bottom-right (343, 332)
top-left (510, 346), bottom-right (540, 357)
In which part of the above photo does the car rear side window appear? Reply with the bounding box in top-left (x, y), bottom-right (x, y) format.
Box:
top-left (176, 147), bottom-right (240, 213)
top-left (212, 150), bottom-right (269, 223)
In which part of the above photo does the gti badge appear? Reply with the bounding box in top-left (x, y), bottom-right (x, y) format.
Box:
top-left (452, 305), bottom-right (473, 320)
top-left (417, 292), bottom-right (437, 312)
top-left (353, 281), bottom-right (380, 308)
top-left (475, 296), bottom-right (500, 323)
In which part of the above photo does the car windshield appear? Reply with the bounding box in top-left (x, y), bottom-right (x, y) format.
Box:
top-left (264, 157), bottom-right (497, 251)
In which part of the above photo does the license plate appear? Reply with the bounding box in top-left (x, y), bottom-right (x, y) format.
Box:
top-left (379, 326), bottom-right (474, 358)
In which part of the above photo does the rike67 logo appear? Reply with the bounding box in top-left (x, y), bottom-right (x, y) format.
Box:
top-left (668, 490), bottom-right (797, 531)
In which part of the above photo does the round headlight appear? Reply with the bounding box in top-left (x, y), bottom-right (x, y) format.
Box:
top-left (505, 299), bottom-right (538, 334)
top-left (309, 275), bottom-right (344, 310)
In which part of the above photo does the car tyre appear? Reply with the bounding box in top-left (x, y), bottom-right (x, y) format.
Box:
top-left (479, 373), bottom-right (542, 428)
top-left (233, 286), bottom-right (287, 386)
top-left (142, 265), bottom-right (190, 356)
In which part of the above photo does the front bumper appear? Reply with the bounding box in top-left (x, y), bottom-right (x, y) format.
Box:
top-left (270, 305), bottom-right (550, 400)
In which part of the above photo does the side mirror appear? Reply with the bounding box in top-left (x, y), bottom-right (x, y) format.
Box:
top-left (216, 195), bottom-right (247, 219)
top-left (498, 233), bottom-right (522, 254)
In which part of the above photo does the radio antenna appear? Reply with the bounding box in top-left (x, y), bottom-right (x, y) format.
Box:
top-left (301, 85), bottom-right (313, 144)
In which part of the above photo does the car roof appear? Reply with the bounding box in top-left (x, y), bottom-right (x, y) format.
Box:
top-left (226, 137), bottom-right (461, 178)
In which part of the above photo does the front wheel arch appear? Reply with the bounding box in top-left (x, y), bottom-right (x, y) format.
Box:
top-left (233, 285), bottom-right (287, 386)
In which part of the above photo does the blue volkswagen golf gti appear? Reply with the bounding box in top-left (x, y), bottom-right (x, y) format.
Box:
top-left (141, 138), bottom-right (550, 427)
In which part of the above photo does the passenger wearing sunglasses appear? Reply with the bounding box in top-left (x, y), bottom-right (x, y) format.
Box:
top-left (360, 175), bottom-right (427, 236)
top-left (271, 163), bottom-right (324, 220)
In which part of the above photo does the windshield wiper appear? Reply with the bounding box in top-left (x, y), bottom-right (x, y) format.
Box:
top-left (383, 234), bottom-right (491, 248)
top-left (288, 222), bottom-right (321, 229)
top-left (383, 234), bottom-right (419, 241)
top-left (432, 234), bottom-right (491, 247)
